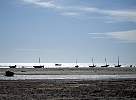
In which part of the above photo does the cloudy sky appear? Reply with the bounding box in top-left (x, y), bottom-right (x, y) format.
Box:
top-left (0, 0), bottom-right (136, 63)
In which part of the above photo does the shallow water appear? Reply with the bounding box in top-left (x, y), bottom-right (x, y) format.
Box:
top-left (0, 63), bottom-right (134, 68)
top-left (0, 75), bottom-right (136, 80)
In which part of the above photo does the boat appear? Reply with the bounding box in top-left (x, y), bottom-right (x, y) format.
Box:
top-left (101, 58), bottom-right (109, 67)
top-left (5, 71), bottom-right (14, 77)
top-left (33, 57), bottom-right (44, 68)
top-left (89, 57), bottom-right (96, 67)
top-left (115, 56), bottom-right (121, 67)
top-left (75, 58), bottom-right (79, 68)
top-left (9, 65), bottom-right (16, 68)
top-left (75, 65), bottom-right (79, 68)
top-left (55, 64), bottom-right (62, 66)
top-left (33, 65), bottom-right (44, 68)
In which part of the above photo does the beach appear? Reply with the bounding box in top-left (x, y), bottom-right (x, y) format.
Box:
top-left (0, 67), bottom-right (136, 75)
top-left (0, 67), bottom-right (136, 99)
top-left (0, 79), bottom-right (136, 100)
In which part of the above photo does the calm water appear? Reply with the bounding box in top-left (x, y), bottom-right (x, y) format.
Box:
top-left (0, 75), bottom-right (136, 80)
top-left (0, 63), bottom-right (134, 68)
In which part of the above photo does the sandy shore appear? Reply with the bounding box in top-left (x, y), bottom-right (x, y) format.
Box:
top-left (0, 79), bottom-right (136, 100)
top-left (0, 67), bottom-right (136, 75)
top-left (1, 68), bottom-right (136, 99)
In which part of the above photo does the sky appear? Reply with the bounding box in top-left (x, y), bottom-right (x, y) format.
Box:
top-left (0, 0), bottom-right (136, 63)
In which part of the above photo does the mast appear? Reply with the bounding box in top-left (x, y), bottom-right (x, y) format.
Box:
top-left (75, 58), bottom-right (79, 68)
top-left (33, 57), bottom-right (44, 68)
top-left (115, 56), bottom-right (121, 67)
top-left (92, 57), bottom-right (94, 66)
top-left (101, 57), bottom-right (109, 67)
top-left (105, 58), bottom-right (107, 65)
top-left (76, 58), bottom-right (77, 65)
top-left (39, 57), bottom-right (40, 63)
top-left (118, 56), bottom-right (119, 66)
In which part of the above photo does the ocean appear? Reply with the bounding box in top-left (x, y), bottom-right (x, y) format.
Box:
top-left (0, 63), bottom-right (134, 68)
top-left (1, 75), bottom-right (136, 80)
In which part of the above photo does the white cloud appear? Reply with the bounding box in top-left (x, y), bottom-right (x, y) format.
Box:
top-left (108, 30), bottom-right (136, 42)
top-left (88, 33), bottom-right (105, 35)
top-left (102, 10), bottom-right (136, 22)
top-left (21, 0), bottom-right (61, 9)
top-left (20, 0), bottom-right (136, 22)
top-left (16, 48), bottom-right (40, 52)
top-left (80, 7), bottom-right (136, 22)
top-left (61, 12), bottom-right (80, 16)
top-left (91, 37), bottom-right (106, 39)
top-left (88, 30), bottom-right (136, 43)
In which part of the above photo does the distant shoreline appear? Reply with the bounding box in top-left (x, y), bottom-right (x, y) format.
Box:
top-left (0, 62), bottom-right (135, 68)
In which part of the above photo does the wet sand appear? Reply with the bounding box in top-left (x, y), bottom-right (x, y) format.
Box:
top-left (0, 79), bottom-right (136, 100)
top-left (0, 67), bottom-right (136, 75)
top-left (0, 68), bottom-right (136, 99)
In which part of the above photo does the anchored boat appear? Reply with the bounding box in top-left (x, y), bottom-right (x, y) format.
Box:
top-left (33, 57), bottom-right (44, 68)
top-left (101, 58), bottom-right (109, 67)
top-left (115, 56), bottom-right (121, 67)
top-left (9, 65), bottom-right (16, 68)
top-left (75, 58), bottom-right (79, 68)
top-left (89, 57), bottom-right (96, 67)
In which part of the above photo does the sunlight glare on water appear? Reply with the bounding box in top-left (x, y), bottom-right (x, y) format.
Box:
top-left (0, 75), bottom-right (136, 80)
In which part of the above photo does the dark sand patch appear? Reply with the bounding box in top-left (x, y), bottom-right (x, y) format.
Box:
top-left (1, 67), bottom-right (136, 75)
top-left (0, 79), bottom-right (136, 100)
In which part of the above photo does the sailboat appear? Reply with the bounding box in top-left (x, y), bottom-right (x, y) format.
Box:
top-left (75, 58), bottom-right (79, 68)
top-left (9, 65), bottom-right (16, 68)
top-left (115, 56), bottom-right (121, 67)
top-left (33, 57), bottom-right (44, 68)
top-left (89, 57), bottom-right (96, 67)
top-left (101, 58), bottom-right (109, 67)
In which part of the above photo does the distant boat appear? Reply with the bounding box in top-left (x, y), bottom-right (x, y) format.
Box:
top-left (75, 58), bottom-right (79, 68)
top-left (33, 57), bottom-right (44, 68)
top-left (5, 71), bottom-right (14, 77)
top-left (75, 65), bottom-right (79, 68)
top-left (101, 58), bottom-right (109, 67)
top-left (55, 64), bottom-right (62, 66)
top-left (9, 65), bottom-right (16, 68)
top-left (89, 57), bottom-right (96, 67)
top-left (33, 65), bottom-right (44, 68)
top-left (115, 56), bottom-right (121, 67)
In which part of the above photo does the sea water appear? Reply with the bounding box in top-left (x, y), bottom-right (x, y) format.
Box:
top-left (0, 63), bottom-right (134, 68)
top-left (0, 75), bottom-right (136, 80)
top-left (0, 63), bottom-right (136, 80)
